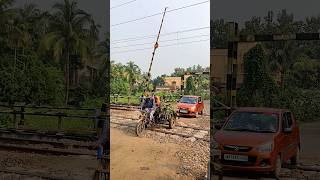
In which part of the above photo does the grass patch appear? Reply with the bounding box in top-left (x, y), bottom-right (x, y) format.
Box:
top-left (24, 115), bottom-right (95, 131)
top-left (0, 113), bottom-right (15, 129)
top-left (111, 96), bottom-right (140, 105)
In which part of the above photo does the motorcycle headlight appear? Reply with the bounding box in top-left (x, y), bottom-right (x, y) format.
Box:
top-left (257, 142), bottom-right (273, 153)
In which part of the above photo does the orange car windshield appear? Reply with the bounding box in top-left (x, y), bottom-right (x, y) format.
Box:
top-left (179, 97), bottom-right (197, 104)
top-left (223, 112), bottom-right (278, 133)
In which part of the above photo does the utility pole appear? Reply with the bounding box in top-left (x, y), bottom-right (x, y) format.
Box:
top-left (144, 7), bottom-right (168, 93)
top-left (226, 22), bottom-right (238, 115)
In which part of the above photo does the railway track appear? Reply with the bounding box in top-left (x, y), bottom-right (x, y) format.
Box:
top-left (0, 168), bottom-right (80, 180)
top-left (111, 114), bottom-right (210, 130)
top-left (110, 104), bottom-right (210, 117)
top-left (110, 115), bottom-right (210, 142)
top-left (0, 130), bottom-right (96, 156)
top-left (110, 104), bottom-right (139, 111)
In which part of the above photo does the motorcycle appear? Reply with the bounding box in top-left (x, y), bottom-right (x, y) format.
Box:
top-left (135, 102), bottom-right (176, 137)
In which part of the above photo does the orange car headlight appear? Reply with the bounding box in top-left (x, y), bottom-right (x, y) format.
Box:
top-left (257, 142), bottom-right (273, 153)
top-left (189, 106), bottom-right (196, 111)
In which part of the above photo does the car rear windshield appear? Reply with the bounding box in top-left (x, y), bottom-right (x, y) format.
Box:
top-left (223, 112), bottom-right (278, 133)
top-left (179, 97), bottom-right (197, 104)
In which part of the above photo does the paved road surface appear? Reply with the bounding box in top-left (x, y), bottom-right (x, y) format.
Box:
top-left (300, 121), bottom-right (320, 164)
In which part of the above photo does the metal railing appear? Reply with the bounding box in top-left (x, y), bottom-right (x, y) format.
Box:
top-left (0, 104), bottom-right (107, 133)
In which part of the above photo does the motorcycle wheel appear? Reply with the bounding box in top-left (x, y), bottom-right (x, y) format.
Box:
top-left (168, 115), bottom-right (176, 129)
top-left (136, 120), bottom-right (146, 137)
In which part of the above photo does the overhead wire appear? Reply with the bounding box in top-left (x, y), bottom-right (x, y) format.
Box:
top-left (111, 39), bottom-right (209, 54)
top-left (111, 34), bottom-right (210, 49)
top-left (111, 26), bottom-right (210, 44)
top-left (111, 0), bottom-right (137, 9)
top-left (111, 0), bottom-right (209, 27)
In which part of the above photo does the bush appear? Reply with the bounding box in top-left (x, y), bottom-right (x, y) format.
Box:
top-left (80, 97), bottom-right (104, 108)
top-left (0, 114), bottom-right (13, 129)
top-left (0, 56), bottom-right (65, 106)
top-left (279, 88), bottom-right (320, 122)
top-left (238, 44), bottom-right (280, 107)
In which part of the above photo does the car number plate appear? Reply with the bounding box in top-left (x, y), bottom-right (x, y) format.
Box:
top-left (223, 154), bottom-right (248, 161)
top-left (179, 109), bottom-right (188, 113)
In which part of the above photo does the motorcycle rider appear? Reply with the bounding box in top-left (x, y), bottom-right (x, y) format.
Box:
top-left (140, 90), bottom-right (148, 111)
top-left (149, 91), bottom-right (159, 123)
top-left (140, 90), bottom-right (157, 123)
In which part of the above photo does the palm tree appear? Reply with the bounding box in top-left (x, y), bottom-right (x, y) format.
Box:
top-left (91, 33), bottom-right (109, 97)
top-left (40, 0), bottom-right (97, 105)
top-left (0, 0), bottom-right (16, 50)
top-left (8, 3), bottom-right (46, 56)
top-left (17, 3), bottom-right (49, 51)
top-left (125, 61), bottom-right (141, 98)
top-left (95, 33), bottom-right (109, 61)
top-left (0, 0), bottom-right (15, 27)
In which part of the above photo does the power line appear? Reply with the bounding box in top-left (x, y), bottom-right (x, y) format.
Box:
top-left (111, 39), bottom-right (209, 54)
top-left (111, 0), bottom-right (137, 9)
top-left (111, 34), bottom-right (210, 49)
top-left (111, 12), bottom-right (163, 27)
top-left (111, 0), bottom-right (209, 27)
top-left (111, 26), bottom-right (210, 43)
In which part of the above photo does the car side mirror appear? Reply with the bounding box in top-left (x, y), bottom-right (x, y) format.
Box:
top-left (283, 127), bottom-right (292, 133)
top-left (214, 119), bottom-right (225, 130)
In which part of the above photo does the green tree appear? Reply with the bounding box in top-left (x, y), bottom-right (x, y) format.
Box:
top-left (287, 56), bottom-right (319, 89)
top-left (210, 19), bottom-right (227, 48)
top-left (91, 33), bottom-right (109, 98)
top-left (238, 44), bottom-right (280, 107)
top-left (124, 61), bottom-right (141, 97)
top-left (185, 76), bottom-right (196, 95)
top-left (0, 0), bottom-right (15, 41)
top-left (40, 0), bottom-right (97, 105)
top-left (241, 16), bottom-right (264, 34)
top-left (152, 75), bottom-right (165, 88)
top-left (171, 67), bottom-right (185, 77)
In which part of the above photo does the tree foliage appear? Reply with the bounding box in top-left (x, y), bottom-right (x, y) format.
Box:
top-left (185, 76), bottom-right (196, 95)
top-left (238, 44), bottom-right (280, 107)
top-left (110, 61), bottom-right (142, 96)
top-left (0, 55), bottom-right (64, 106)
top-left (40, 0), bottom-right (98, 105)
top-left (212, 9), bottom-right (320, 121)
top-left (0, 0), bottom-right (106, 107)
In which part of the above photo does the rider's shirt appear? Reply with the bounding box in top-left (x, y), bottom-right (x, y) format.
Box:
top-left (141, 96), bottom-right (156, 110)
top-left (146, 97), bottom-right (154, 108)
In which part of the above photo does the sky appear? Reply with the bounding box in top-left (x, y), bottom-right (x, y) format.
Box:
top-left (211, 0), bottom-right (320, 27)
top-left (111, 0), bottom-right (210, 78)
top-left (14, 0), bottom-right (109, 40)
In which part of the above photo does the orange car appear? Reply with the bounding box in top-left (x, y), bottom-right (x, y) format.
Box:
top-left (212, 107), bottom-right (300, 177)
top-left (176, 95), bottom-right (204, 117)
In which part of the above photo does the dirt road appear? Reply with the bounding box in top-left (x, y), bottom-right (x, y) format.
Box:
top-left (110, 128), bottom-right (188, 180)
top-left (110, 102), bottom-right (210, 179)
